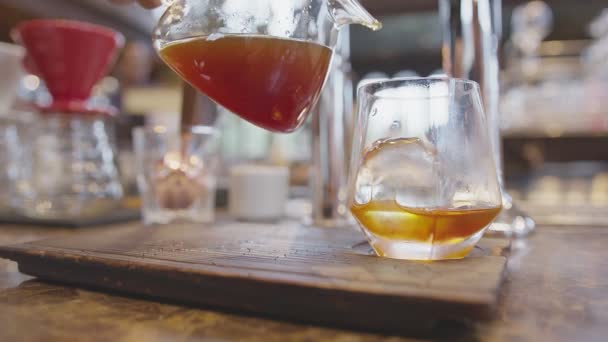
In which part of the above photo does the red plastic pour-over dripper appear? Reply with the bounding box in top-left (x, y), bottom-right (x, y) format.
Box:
top-left (12, 19), bottom-right (124, 115)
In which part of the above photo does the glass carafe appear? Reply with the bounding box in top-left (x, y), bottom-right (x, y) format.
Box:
top-left (153, 0), bottom-right (380, 133)
top-left (13, 112), bottom-right (124, 220)
top-left (11, 19), bottom-right (125, 220)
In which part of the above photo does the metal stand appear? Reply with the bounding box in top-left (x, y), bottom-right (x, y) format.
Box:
top-left (310, 28), bottom-right (353, 228)
top-left (439, 0), bottom-right (535, 237)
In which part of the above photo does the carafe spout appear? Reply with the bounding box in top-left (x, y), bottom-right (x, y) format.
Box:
top-left (328, 0), bottom-right (382, 30)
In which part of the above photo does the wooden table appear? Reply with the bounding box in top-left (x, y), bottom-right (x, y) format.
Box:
top-left (0, 222), bottom-right (606, 341)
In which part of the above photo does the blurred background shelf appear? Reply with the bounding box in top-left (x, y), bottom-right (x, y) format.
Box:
top-left (0, 0), bottom-right (153, 41)
top-left (1, 0), bottom-right (607, 224)
top-left (2, 0), bottom-right (605, 83)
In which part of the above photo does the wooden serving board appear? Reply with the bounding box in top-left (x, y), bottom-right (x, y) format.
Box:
top-left (0, 221), bottom-right (509, 334)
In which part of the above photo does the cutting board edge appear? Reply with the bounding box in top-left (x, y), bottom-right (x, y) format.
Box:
top-left (3, 247), bottom-right (499, 335)
top-left (0, 243), bottom-right (503, 307)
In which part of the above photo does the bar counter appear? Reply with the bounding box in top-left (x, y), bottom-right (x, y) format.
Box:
top-left (0, 219), bottom-right (606, 341)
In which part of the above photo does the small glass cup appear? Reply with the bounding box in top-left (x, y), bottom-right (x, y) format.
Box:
top-left (348, 78), bottom-right (502, 260)
top-left (133, 125), bottom-right (221, 225)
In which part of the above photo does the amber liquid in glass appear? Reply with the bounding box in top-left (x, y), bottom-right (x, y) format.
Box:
top-left (351, 200), bottom-right (501, 246)
top-left (159, 35), bottom-right (333, 133)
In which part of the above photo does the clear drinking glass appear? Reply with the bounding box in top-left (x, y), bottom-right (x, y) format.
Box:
top-left (133, 125), bottom-right (221, 225)
top-left (348, 78), bottom-right (502, 260)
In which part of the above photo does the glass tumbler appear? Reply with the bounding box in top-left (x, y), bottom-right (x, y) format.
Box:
top-left (133, 125), bottom-right (221, 225)
top-left (348, 78), bottom-right (502, 260)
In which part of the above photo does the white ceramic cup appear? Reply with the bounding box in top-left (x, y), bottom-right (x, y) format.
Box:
top-left (229, 164), bottom-right (289, 222)
top-left (0, 42), bottom-right (25, 112)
